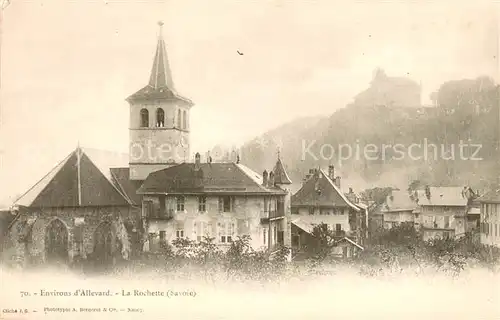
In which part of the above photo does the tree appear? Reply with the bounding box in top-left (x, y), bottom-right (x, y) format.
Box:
top-left (304, 223), bottom-right (337, 262)
top-left (360, 187), bottom-right (393, 205)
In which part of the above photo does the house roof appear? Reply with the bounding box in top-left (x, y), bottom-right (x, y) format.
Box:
top-left (416, 187), bottom-right (470, 207)
top-left (335, 237), bottom-right (364, 250)
top-left (272, 157), bottom-right (292, 185)
top-left (126, 23), bottom-right (193, 106)
top-left (291, 218), bottom-right (315, 234)
top-left (110, 168), bottom-right (143, 206)
top-left (137, 162), bottom-right (287, 195)
top-left (13, 147), bottom-right (132, 208)
top-left (381, 190), bottom-right (417, 213)
top-left (291, 169), bottom-right (359, 210)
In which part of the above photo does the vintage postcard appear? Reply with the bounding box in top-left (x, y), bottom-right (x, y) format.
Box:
top-left (0, 0), bottom-right (499, 319)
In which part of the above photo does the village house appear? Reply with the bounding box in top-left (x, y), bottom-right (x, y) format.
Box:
top-left (477, 189), bottom-right (500, 247)
top-left (380, 189), bottom-right (420, 229)
top-left (290, 166), bottom-right (365, 258)
top-left (415, 186), bottom-right (477, 241)
top-left (137, 154), bottom-right (293, 253)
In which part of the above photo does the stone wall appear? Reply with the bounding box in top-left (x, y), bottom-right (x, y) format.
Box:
top-left (5, 205), bottom-right (140, 266)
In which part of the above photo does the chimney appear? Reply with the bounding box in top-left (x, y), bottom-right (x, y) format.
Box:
top-left (262, 170), bottom-right (268, 186)
top-left (334, 176), bottom-right (341, 188)
top-left (194, 152), bottom-right (201, 170)
top-left (328, 165), bottom-right (335, 180)
top-left (349, 187), bottom-right (353, 194)
top-left (269, 171), bottom-right (275, 187)
top-left (236, 154), bottom-right (240, 164)
top-left (425, 185), bottom-right (431, 199)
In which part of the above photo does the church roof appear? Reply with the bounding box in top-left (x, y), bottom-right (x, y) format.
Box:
top-left (126, 22), bottom-right (193, 105)
top-left (272, 157), bottom-right (292, 185)
top-left (137, 162), bottom-right (287, 195)
top-left (13, 147), bottom-right (133, 208)
top-left (291, 169), bottom-right (359, 210)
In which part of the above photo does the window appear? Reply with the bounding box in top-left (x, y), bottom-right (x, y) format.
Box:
top-left (336, 223), bottom-right (342, 232)
top-left (198, 196), bottom-right (207, 212)
top-left (176, 196), bottom-right (185, 212)
top-left (274, 226), bottom-right (277, 243)
top-left (495, 224), bottom-right (498, 237)
top-left (159, 231), bottom-right (167, 248)
top-left (158, 195), bottom-right (166, 218)
top-left (182, 110), bottom-right (187, 129)
top-left (177, 109), bottom-right (182, 128)
top-left (148, 233), bottom-right (158, 251)
top-left (263, 228), bottom-right (267, 245)
top-left (309, 207), bottom-right (315, 215)
top-left (176, 221), bottom-right (184, 239)
top-left (277, 230), bottom-right (284, 245)
top-left (140, 108), bottom-right (149, 127)
top-left (264, 197), bottom-right (269, 213)
top-left (219, 221), bottom-right (235, 243)
top-left (277, 197), bottom-right (285, 215)
top-left (291, 208), bottom-right (299, 215)
top-left (176, 229), bottom-right (184, 239)
top-left (194, 221), bottom-right (210, 241)
top-left (143, 200), bottom-right (154, 218)
top-left (156, 108), bottom-right (165, 127)
top-left (444, 216), bottom-right (450, 229)
top-left (219, 196), bottom-right (233, 213)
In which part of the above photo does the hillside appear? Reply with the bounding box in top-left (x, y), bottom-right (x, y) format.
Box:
top-left (240, 75), bottom-right (500, 192)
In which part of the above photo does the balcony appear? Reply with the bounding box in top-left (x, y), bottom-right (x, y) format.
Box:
top-left (260, 210), bottom-right (285, 224)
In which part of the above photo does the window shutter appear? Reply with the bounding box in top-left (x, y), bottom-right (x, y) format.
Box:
top-left (218, 197), bottom-right (223, 213)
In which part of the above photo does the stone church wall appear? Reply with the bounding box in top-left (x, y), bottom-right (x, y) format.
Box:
top-left (3, 206), bottom-right (141, 266)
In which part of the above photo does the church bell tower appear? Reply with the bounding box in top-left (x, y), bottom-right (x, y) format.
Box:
top-left (126, 22), bottom-right (194, 181)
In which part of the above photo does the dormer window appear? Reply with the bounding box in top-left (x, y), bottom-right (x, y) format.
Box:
top-left (140, 108), bottom-right (149, 127)
top-left (156, 108), bottom-right (165, 127)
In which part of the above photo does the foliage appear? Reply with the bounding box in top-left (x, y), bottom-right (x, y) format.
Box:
top-left (303, 223), bottom-right (338, 262)
top-left (240, 76), bottom-right (500, 190)
top-left (360, 187), bottom-right (393, 205)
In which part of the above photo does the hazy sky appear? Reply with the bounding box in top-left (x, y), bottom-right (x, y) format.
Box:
top-left (0, 0), bottom-right (498, 205)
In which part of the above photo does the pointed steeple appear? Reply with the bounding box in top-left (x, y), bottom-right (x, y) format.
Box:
top-left (148, 21), bottom-right (175, 90)
top-left (273, 156), bottom-right (292, 185)
top-left (126, 22), bottom-right (193, 105)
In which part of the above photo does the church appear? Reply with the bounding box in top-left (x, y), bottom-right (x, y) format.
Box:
top-left (3, 22), bottom-right (293, 268)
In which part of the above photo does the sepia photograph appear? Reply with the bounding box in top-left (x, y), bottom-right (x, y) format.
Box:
top-left (0, 0), bottom-right (499, 319)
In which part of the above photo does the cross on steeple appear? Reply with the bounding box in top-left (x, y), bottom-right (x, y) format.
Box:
top-left (149, 20), bottom-right (174, 90)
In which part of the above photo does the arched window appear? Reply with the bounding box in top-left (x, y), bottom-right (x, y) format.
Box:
top-left (182, 110), bottom-right (187, 130)
top-left (177, 109), bottom-right (182, 128)
top-left (45, 219), bottom-right (68, 264)
top-left (156, 108), bottom-right (165, 127)
top-left (140, 109), bottom-right (149, 127)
